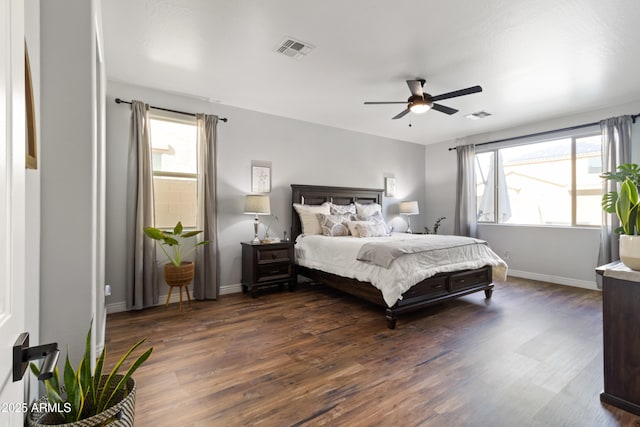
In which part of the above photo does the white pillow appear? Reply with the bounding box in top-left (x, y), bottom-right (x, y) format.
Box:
top-left (355, 222), bottom-right (389, 238)
top-left (346, 220), bottom-right (374, 237)
top-left (293, 203), bottom-right (330, 235)
top-left (357, 211), bottom-right (390, 234)
top-left (355, 202), bottom-right (382, 217)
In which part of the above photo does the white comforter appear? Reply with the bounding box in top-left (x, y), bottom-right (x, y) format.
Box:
top-left (295, 233), bottom-right (508, 307)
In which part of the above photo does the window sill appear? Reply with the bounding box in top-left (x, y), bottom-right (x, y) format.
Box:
top-left (477, 222), bottom-right (600, 232)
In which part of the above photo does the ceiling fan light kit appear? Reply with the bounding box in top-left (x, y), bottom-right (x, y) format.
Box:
top-left (364, 79), bottom-right (482, 120)
top-left (409, 99), bottom-right (431, 114)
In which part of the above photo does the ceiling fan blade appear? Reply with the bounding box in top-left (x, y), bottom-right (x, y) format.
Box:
top-left (364, 101), bottom-right (408, 105)
top-left (392, 108), bottom-right (411, 120)
top-left (431, 85), bottom-right (482, 102)
top-left (432, 103), bottom-right (458, 115)
top-left (406, 80), bottom-right (424, 97)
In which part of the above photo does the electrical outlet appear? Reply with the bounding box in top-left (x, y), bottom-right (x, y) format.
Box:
top-left (105, 284), bottom-right (112, 296)
top-left (503, 251), bottom-right (510, 260)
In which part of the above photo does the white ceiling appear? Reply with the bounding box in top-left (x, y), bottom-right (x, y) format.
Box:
top-left (101, 0), bottom-right (640, 146)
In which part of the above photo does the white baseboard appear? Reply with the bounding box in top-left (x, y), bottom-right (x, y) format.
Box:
top-left (106, 272), bottom-right (599, 314)
top-left (106, 283), bottom-right (244, 314)
top-left (220, 283), bottom-right (243, 295)
top-left (508, 269), bottom-right (599, 291)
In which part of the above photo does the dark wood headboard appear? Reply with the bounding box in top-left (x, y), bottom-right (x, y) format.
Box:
top-left (291, 184), bottom-right (383, 239)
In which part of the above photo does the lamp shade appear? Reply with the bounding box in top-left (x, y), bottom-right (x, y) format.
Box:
top-left (244, 195), bottom-right (271, 215)
top-left (399, 201), bottom-right (419, 215)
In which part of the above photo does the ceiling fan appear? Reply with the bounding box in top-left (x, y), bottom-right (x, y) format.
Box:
top-left (364, 79), bottom-right (482, 120)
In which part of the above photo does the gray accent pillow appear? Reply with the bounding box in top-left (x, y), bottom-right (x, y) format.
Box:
top-left (317, 213), bottom-right (352, 236)
top-left (326, 202), bottom-right (356, 216)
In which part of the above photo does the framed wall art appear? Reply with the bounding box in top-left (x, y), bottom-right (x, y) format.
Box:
top-left (385, 177), bottom-right (396, 197)
top-left (251, 165), bottom-right (271, 193)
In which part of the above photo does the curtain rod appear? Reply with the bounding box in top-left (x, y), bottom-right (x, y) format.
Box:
top-left (114, 98), bottom-right (228, 122)
top-left (448, 113), bottom-right (640, 151)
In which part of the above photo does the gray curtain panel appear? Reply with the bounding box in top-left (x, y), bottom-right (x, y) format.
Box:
top-left (125, 101), bottom-right (158, 310)
top-left (454, 142), bottom-right (478, 237)
top-left (598, 115), bottom-right (632, 266)
top-left (194, 114), bottom-right (220, 299)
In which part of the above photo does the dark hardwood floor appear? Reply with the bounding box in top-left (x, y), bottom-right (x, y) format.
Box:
top-left (105, 277), bottom-right (640, 427)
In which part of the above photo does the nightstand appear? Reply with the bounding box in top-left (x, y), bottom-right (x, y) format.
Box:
top-left (596, 261), bottom-right (640, 415)
top-left (241, 241), bottom-right (296, 297)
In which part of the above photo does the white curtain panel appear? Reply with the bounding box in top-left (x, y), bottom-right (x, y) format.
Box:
top-left (125, 101), bottom-right (158, 310)
top-left (454, 141), bottom-right (478, 237)
top-left (598, 115), bottom-right (632, 266)
top-left (195, 114), bottom-right (220, 299)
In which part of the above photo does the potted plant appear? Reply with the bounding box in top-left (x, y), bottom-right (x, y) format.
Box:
top-left (144, 221), bottom-right (209, 288)
top-left (602, 163), bottom-right (640, 269)
top-left (28, 323), bottom-right (152, 426)
top-left (424, 217), bottom-right (446, 234)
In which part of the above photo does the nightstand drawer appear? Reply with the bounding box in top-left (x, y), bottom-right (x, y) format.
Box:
top-left (450, 268), bottom-right (490, 292)
top-left (256, 263), bottom-right (292, 282)
top-left (257, 248), bottom-right (290, 262)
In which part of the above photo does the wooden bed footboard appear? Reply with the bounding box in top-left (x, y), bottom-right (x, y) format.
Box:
top-left (296, 264), bottom-right (494, 329)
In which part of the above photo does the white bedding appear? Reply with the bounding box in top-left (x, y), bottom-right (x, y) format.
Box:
top-left (295, 233), bottom-right (508, 307)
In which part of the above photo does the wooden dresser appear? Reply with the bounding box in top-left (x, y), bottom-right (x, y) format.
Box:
top-left (596, 261), bottom-right (640, 415)
top-left (241, 241), bottom-right (296, 297)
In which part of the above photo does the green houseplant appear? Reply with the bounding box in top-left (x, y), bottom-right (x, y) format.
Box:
top-left (144, 221), bottom-right (209, 308)
top-left (602, 163), bottom-right (640, 269)
top-left (28, 323), bottom-right (152, 426)
top-left (143, 221), bottom-right (208, 267)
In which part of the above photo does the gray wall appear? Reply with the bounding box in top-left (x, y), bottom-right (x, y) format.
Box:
top-left (106, 81), bottom-right (426, 308)
top-left (40, 0), bottom-right (103, 363)
top-left (424, 100), bottom-right (640, 289)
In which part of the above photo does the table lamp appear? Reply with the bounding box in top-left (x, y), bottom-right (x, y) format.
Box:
top-left (244, 195), bottom-right (271, 244)
top-left (399, 201), bottom-right (419, 233)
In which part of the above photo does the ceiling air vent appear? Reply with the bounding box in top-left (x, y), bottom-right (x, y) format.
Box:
top-left (276, 37), bottom-right (314, 60)
top-left (465, 111), bottom-right (492, 120)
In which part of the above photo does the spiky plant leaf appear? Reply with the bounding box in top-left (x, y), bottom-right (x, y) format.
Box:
top-left (97, 338), bottom-right (151, 412)
top-left (616, 178), bottom-right (640, 235)
top-left (91, 347), bottom-right (106, 408)
top-left (102, 347), bottom-right (153, 411)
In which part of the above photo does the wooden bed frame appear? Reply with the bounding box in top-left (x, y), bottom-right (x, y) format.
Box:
top-left (291, 184), bottom-right (494, 329)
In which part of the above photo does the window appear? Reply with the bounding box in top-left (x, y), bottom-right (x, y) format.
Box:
top-left (150, 113), bottom-right (197, 228)
top-left (476, 132), bottom-right (602, 227)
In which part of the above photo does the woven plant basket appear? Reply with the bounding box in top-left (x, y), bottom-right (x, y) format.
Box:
top-left (27, 376), bottom-right (136, 427)
top-left (164, 261), bottom-right (194, 286)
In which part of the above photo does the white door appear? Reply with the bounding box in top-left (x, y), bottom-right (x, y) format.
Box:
top-left (0, 0), bottom-right (27, 425)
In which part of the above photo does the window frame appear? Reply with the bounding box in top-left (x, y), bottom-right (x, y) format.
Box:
top-left (149, 110), bottom-right (198, 230)
top-left (475, 127), bottom-right (601, 228)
